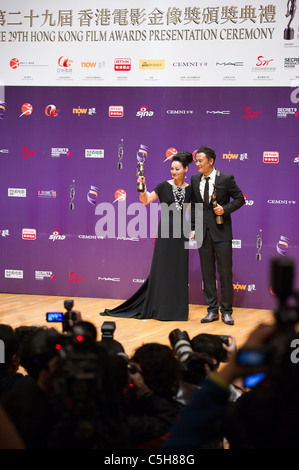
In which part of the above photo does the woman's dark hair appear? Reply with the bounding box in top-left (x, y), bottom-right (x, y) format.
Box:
top-left (172, 151), bottom-right (193, 168)
top-left (197, 145), bottom-right (216, 163)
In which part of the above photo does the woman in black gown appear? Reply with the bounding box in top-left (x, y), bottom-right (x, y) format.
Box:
top-left (100, 152), bottom-right (193, 321)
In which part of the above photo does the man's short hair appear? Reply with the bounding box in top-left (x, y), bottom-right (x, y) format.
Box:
top-left (197, 145), bottom-right (216, 163)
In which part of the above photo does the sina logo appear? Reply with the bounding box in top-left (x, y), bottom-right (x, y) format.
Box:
top-left (136, 106), bottom-right (154, 119)
top-left (45, 105), bottom-right (60, 117)
top-left (49, 230), bottom-right (66, 241)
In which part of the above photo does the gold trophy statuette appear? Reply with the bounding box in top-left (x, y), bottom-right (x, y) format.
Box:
top-left (212, 186), bottom-right (223, 225)
top-left (136, 161), bottom-right (145, 192)
top-left (136, 144), bottom-right (149, 193)
top-left (284, 0), bottom-right (297, 40)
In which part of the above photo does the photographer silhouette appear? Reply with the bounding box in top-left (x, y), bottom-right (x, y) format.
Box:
top-left (164, 258), bottom-right (299, 449)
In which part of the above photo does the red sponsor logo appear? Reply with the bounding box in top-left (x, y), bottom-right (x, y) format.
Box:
top-left (45, 105), bottom-right (60, 117)
top-left (114, 58), bottom-right (131, 71)
top-left (10, 58), bottom-right (20, 69)
top-left (21, 146), bottom-right (38, 157)
top-left (109, 106), bottom-right (124, 117)
top-left (263, 152), bottom-right (279, 163)
top-left (58, 56), bottom-right (73, 67)
top-left (165, 147), bottom-right (178, 162)
top-left (113, 189), bottom-right (126, 203)
top-left (68, 271), bottom-right (86, 282)
top-left (22, 228), bottom-right (36, 240)
top-left (19, 103), bottom-right (33, 117)
top-left (244, 107), bottom-right (263, 118)
top-left (256, 56), bottom-right (274, 67)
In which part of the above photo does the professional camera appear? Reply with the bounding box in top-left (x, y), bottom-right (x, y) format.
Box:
top-left (16, 312), bottom-right (123, 447)
top-left (101, 320), bottom-right (116, 339)
top-left (169, 328), bottom-right (215, 385)
top-left (169, 329), bottom-right (193, 363)
top-left (53, 322), bottom-right (101, 403)
top-left (97, 321), bottom-right (126, 357)
top-left (237, 257), bottom-right (299, 387)
top-left (46, 299), bottom-right (78, 332)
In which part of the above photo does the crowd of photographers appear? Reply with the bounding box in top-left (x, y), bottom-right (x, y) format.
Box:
top-left (1, 258), bottom-right (299, 449)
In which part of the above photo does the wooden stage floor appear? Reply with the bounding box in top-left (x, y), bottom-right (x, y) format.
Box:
top-left (0, 292), bottom-right (275, 358)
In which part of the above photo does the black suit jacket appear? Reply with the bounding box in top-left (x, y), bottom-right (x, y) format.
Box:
top-left (191, 170), bottom-right (245, 242)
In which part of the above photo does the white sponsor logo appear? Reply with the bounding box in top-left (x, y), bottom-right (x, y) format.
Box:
top-left (5, 270), bottom-right (23, 279)
top-left (8, 188), bottom-right (26, 197)
top-left (85, 149), bottom-right (104, 158)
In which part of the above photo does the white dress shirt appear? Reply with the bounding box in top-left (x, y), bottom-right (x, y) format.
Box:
top-left (199, 168), bottom-right (216, 203)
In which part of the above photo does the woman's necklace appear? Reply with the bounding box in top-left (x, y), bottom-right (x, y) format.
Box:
top-left (172, 182), bottom-right (185, 210)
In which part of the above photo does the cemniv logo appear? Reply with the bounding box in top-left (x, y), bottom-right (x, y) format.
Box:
top-left (45, 105), bottom-right (60, 117)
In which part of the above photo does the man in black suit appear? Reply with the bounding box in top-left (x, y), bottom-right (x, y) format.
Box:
top-left (191, 145), bottom-right (245, 325)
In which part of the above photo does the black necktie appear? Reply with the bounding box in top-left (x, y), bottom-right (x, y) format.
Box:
top-left (204, 177), bottom-right (210, 207)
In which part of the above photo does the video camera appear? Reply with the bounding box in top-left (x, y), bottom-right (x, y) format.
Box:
top-left (16, 305), bottom-right (121, 447)
top-left (46, 299), bottom-right (78, 332)
top-left (20, 319), bottom-right (105, 446)
top-left (16, 316), bottom-right (97, 379)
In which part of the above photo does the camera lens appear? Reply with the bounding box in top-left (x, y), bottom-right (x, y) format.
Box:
top-left (169, 329), bottom-right (193, 363)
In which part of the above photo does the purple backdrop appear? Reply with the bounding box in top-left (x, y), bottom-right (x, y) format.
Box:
top-left (0, 85), bottom-right (298, 310)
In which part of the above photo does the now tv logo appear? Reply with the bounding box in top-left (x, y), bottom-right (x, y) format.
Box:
top-left (81, 61), bottom-right (97, 68)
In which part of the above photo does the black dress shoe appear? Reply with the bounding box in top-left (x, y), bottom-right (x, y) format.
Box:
top-left (201, 312), bottom-right (219, 323)
top-left (222, 313), bottom-right (234, 325)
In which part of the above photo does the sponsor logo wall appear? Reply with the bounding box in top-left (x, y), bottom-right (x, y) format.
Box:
top-left (0, 0), bottom-right (298, 309)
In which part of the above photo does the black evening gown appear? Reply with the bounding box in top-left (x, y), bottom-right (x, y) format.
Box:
top-left (100, 182), bottom-right (192, 321)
